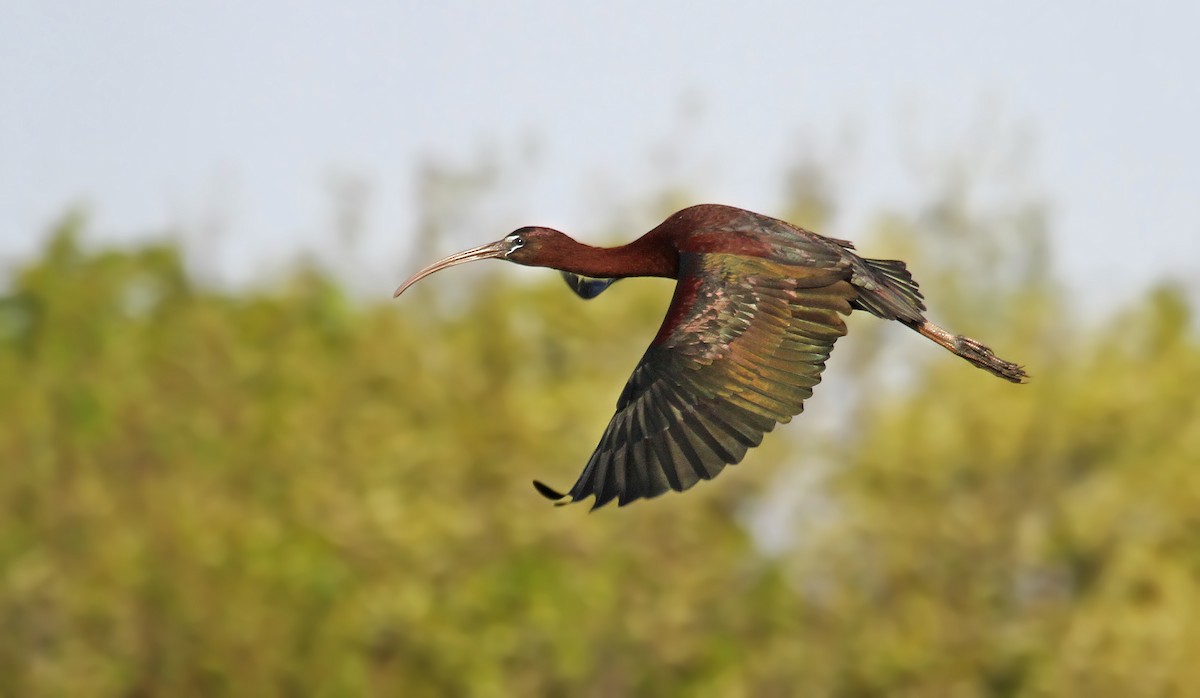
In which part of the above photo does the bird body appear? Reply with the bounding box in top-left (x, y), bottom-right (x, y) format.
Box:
top-left (394, 204), bottom-right (1026, 509)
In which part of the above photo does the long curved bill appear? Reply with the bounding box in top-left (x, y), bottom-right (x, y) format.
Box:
top-left (392, 240), bottom-right (509, 298)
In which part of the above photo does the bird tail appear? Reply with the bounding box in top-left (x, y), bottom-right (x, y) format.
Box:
top-left (850, 258), bottom-right (927, 322)
top-left (906, 319), bottom-right (1029, 383)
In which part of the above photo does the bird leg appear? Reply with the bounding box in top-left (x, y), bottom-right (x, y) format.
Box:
top-left (908, 320), bottom-right (1028, 384)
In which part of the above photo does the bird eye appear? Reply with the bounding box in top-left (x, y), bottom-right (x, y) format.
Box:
top-left (512, 236), bottom-right (525, 247)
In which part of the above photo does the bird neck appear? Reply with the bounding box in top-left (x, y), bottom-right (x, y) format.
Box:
top-left (552, 232), bottom-right (678, 279)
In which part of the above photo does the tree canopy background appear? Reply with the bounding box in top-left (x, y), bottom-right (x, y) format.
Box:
top-left (2, 153), bottom-right (1198, 697)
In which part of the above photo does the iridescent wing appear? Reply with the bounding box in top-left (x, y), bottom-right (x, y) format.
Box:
top-left (534, 253), bottom-right (855, 509)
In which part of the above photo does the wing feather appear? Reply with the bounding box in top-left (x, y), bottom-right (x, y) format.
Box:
top-left (536, 253), bottom-right (853, 509)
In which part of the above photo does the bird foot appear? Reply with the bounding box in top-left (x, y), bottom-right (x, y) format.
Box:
top-left (953, 335), bottom-right (1029, 384)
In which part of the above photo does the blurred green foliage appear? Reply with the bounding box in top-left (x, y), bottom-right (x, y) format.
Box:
top-left (1, 198), bottom-right (1197, 697)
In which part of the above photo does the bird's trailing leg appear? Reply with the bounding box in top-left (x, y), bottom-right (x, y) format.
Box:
top-left (908, 320), bottom-right (1028, 383)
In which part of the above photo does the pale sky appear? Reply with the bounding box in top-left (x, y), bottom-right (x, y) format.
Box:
top-left (3, 1), bottom-right (1198, 309)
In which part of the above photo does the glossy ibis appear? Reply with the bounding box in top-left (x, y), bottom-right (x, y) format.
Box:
top-left (394, 204), bottom-right (1026, 509)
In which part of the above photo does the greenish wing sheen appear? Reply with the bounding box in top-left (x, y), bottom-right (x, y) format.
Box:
top-left (534, 253), bottom-right (854, 509)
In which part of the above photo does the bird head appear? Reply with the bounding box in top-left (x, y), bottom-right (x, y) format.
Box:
top-left (393, 226), bottom-right (568, 297)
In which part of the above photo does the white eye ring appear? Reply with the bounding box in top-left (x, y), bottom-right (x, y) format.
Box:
top-left (513, 236), bottom-right (525, 246)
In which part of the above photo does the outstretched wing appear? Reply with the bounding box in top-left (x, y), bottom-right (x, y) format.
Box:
top-left (534, 253), bottom-right (855, 509)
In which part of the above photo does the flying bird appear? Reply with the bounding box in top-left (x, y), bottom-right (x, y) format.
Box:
top-left (394, 204), bottom-right (1027, 509)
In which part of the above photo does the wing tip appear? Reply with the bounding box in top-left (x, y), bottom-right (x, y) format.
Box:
top-left (534, 480), bottom-right (614, 511)
top-left (532, 480), bottom-right (573, 506)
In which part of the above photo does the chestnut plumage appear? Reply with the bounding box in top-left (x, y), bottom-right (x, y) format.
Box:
top-left (394, 204), bottom-right (1027, 510)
